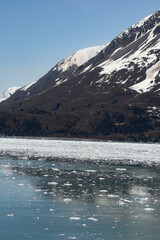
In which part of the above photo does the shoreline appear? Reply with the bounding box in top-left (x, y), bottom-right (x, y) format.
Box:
top-left (0, 134), bottom-right (159, 145)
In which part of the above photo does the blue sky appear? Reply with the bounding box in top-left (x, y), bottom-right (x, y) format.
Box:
top-left (0, 0), bottom-right (160, 92)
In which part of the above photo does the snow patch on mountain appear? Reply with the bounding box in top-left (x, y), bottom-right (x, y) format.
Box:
top-left (21, 81), bottom-right (36, 91)
top-left (130, 61), bottom-right (160, 93)
top-left (98, 20), bottom-right (160, 91)
top-left (53, 45), bottom-right (107, 73)
top-left (0, 87), bottom-right (21, 102)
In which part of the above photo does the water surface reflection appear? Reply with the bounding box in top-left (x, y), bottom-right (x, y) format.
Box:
top-left (0, 157), bottom-right (160, 240)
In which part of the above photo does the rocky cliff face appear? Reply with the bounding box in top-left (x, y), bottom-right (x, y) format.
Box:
top-left (0, 10), bottom-right (160, 141)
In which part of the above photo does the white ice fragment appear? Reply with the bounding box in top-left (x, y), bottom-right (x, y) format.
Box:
top-left (52, 168), bottom-right (59, 171)
top-left (139, 197), bottom-right (149, 204)
top-left (49, 209), bottom-right (54, 212)
top-left (85, 170), bottom-right (97, 173)
top-left (108, 194), bottom-right (119, 198)
top-left (63, 198), bottom-right (72, 202)
top-left (63, 183), bottom-right (72, 186)
top-left (100, 190), bottom-right (108, 193)
top-left (130, 186), bottom-right (150, 197)
top-left (99, 178), bottom-right (105, 180)
top-left (116, 168), bottom-right (127, 171)
top-left (82, 224), bottom-right (87, 227)
top-left (88, 217), bottom-right (98, 222)
top-left (7, 214), bottom-right (14, 217)
top-left (70, 217), bottom-right (81, 221)
top-left (48, 182), bottom-right (58, 185)
top-left (118, 200), bottom-right (126, 205)
top-left (144, 208), bottom-right (155, 211)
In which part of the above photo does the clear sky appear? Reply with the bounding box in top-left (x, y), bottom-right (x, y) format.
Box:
top-left (0, 0), bottom-right (160, 92)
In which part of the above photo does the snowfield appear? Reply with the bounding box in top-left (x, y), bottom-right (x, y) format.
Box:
top-left (0, 137), bottom-right (159, 165)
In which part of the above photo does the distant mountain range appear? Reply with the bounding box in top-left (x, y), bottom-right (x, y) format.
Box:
top-left (0, 10), bottom-right (160, 141)
top-left (0, 87), bottom-right (20, 103)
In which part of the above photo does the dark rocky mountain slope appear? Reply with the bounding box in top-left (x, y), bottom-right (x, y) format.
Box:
top-left (0, 10), bottom-right (160, 141)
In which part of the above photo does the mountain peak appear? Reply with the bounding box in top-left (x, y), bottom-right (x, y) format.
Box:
top-left (53, 44), bottom-right (108, 73)
top-left (115, 10), bottom-right (160, 45)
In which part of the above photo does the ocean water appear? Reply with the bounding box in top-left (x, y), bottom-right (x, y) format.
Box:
top-left (0, 137), bottom-right (160, 240)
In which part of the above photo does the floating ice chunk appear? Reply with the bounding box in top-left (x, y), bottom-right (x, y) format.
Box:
top-left (130, 186), bottom-right (150, 197)
top-left (52, 168), bottom-right (59, 171)
top-left (63, 183), bottom-right (72, 186)
top-left (144, 208), bottom-right (155, 211)
top-left (88, 217), bottom-right (98, 222)
top-left (85, 170), bottom-right (97, 173)
top-left (100, 190), bottom-right (108, 193)
top-left (49, 209), bottom-right (54, 212)
top-left (118, 200), bottom-right (126, 205)
top-left (99, 177), bottom-right (105, 180)
top-left (116, 168), bottom-right (127, 171)
top-left (48, 182), bottom-right (58, 185)
top-left (139, 197), bottom-right (149, 204)
top-left (82, 224), bottom-right (87, 227)
top-left (108, 194), bottom-right (119, 198)
top-left (63, 198), bottom-right (72, 202)
top-left (122, 199), bottom-right (132, 203)
top-left (70, 217), bottom-right (81, 220)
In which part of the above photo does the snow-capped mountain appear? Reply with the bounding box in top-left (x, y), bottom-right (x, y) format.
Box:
top-left (91, 10), bottom-right (160, 94)
top-left (0, 87), bottom-right (20, 103)
top-left (16, 44), bottom-right (107, 98)
top-left (54, 45), bottom-right (107, 72)
top-left (0, 10), bottom-right (160, 141)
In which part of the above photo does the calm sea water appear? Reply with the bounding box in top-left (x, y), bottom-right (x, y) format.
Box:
top-left (0, 139), bottom-right (160, 240)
